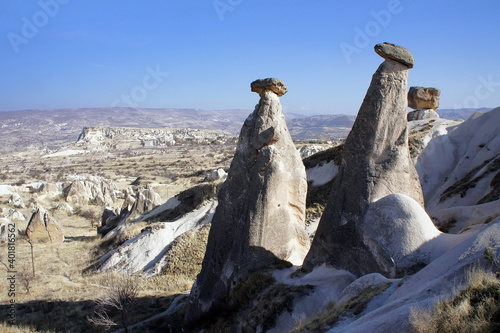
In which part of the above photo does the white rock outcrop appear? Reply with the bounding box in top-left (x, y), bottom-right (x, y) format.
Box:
top-left (8, 193), bottom-right (25, 208)
top-left (63, 175), bottom-right (118, 207)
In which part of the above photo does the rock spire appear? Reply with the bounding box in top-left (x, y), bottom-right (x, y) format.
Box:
top-left (303, 43), bottom-right (424, 277)
top-left (186, 78), bottom-right (309, 322)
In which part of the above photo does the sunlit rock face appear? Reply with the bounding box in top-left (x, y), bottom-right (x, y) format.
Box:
top-left (304, 43), bottom-right (424, 277)
top-left (186, 78), bottom-right (309, 322)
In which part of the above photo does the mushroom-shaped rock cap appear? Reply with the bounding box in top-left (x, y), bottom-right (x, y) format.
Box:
top-left (374, 42), bottom-right (414, 69)
top-left (251, 78), bottom-right (288, 97)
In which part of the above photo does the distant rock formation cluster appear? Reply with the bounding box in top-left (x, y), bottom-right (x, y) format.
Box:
top-left (303, 42), bottom-right (424, 277)
top-left (98, 184), bottom-right (163, 235)
top-left (187, 78), bottom-right (309, 322)
top-left (63, 175), bottom-right (119, 207)
top-left (407, 86), bottom-right (441, 121)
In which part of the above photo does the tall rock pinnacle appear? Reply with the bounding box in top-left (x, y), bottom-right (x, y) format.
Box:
top-left (186, 78), bottom-right (309, 322)
top-left (303, 43), bottom-right (424, 277)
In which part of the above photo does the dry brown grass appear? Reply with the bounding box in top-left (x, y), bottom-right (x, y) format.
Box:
top-left (410, 266), bottom-right (500, 333)
top-left (0, 137), bottom-right (239, 331)
top-left (291, 282), bottom-right (391, 332)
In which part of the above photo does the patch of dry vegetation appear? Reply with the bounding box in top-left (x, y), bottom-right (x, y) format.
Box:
top-left (0, 129), bottom-right (240, 332)
top-left (408, 120), bottom-right (435, 159)
top-left (291, 282), bottom-right (391, 333)
top-left (410, 266), bottom-right (500, 333)
top-left (161, 223), bottom-right (210, 279)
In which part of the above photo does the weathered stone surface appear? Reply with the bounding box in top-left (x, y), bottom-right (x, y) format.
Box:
top-left (408, 86), bottom-right (440, 110)
top-left (133, 185), bottom-right (162, 215)
top-left (361, 194), bottom-right (441, 276)
top-left (251, 78), bottom-right (288, 97)
top-left (40, 183), bottom-right (63, 198)
top-left (374, 42), bottom-right (414, 68)
top-left (407, 109), bottom-right (440, 121)
top-left (0, 218), bottom-right (13, 243)
top-left (56, 202), bottom-right (74, 214)
top-left (186, 78), bottom-right (308, 322)
top-left (63, 176), bottom-right (118, 207)
top-left (9, 193), bottom-right (25, 208)
top-left (26, 208), bottom-right (64, 243)
top-left (303, 50), bottom-right (424, 277)
top-left (204, 169), bottom-right (227, 182)
top-left (6, 209), bottom-right (26, 221)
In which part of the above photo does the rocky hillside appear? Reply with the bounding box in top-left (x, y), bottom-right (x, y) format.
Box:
top-left (0, 107), bottom-right (488, 154)
top-left (1, 43), bottom-right (498, 332)
top-left (82, 45), bottom-right (500, 332)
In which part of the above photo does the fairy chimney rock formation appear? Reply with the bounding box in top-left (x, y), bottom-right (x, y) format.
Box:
top-left (408, 86), bottom-right (441, 111)
top-left (303, 43), bottom-right (424, 277)
top-left (186, 78), bottom-right (309, 322)
top-left (26, 207), bottom-right (64, 243)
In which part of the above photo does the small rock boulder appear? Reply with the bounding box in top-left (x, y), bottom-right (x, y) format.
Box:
top-left (0, 218), bottom-right (18, 243)
top-left (361, 194), bottom-right (441, 276)
top-left (374, 42), bottom-right (414, 68)
top-left (407, 109), bottom-right (440, 121)
top-left (40, 183), bottom-right (62, 198)
top-left (134, 185), bottom-right (162, 215)
top-left (56, 202), bottom-right (74, 214)
top-left (98, 207), bottom-right (121, 235)
top-left (6, 209), bottom-right (26, 221)
top-left (8, 193), bottom-right (25, 208)
top-left (408, 86), bottom-right (440, 110)
top-left (26, 208), bottom-right (64, 243)
top-left (204, 169), bottom-right (227, 182)
top-left (251, 78), bottom-right (288, 97)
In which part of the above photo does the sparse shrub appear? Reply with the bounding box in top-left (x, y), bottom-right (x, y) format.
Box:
top-left (78, 207), bottom-right (101, 225)
top-left (291, 282), bottom-right (391, 332)
top-left (230, 272), bottom-right (276, 308)
top-left (87, 271), bottom-right (139, 332)
top-left (410, 266), bottom-right (500, 333)
top-left (18, 265), bottom-right (35, 294)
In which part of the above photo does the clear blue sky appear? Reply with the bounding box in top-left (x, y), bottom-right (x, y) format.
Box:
top-left (1, 0), bottom-right (499, 115)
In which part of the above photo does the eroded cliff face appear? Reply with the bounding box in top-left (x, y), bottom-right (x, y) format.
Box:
top-left (186, 79), bottom-right (309, 322)
top-left (303, 43), bottom-right (424, 277)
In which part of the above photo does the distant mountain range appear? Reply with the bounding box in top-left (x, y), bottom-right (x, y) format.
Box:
top-left (436, 107), bottom-right (493, 120)
top-left (0, 107), bottom-right (493, 154)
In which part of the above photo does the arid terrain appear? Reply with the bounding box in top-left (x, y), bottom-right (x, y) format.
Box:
top-left (0, 109), bottom-right (337, 332)
top-left (0, 105), bottom-right (498, 333)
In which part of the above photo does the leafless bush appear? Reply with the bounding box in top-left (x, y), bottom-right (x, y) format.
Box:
top-left (78, 208), bottom-right (100, 221)
top-left (87, 271), bottom-right (139, 332)
top-left (18, 265), bottom-right (35, 294)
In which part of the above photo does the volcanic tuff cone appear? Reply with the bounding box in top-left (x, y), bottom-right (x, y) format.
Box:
top-left (303, 43), bottom-right (424, 277)
top-left (186, 78), bottom-right (309, 322)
